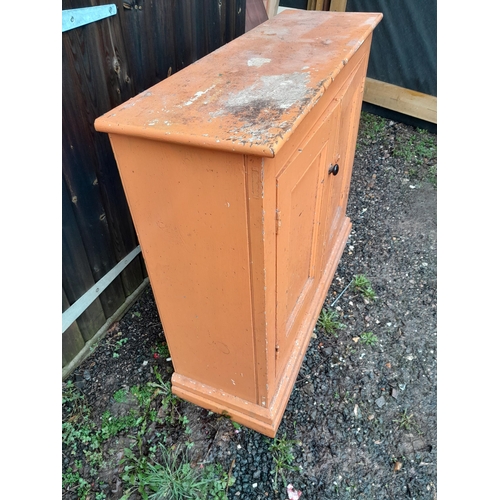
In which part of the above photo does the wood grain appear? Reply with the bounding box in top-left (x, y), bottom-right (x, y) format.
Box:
top-left (363, 77), bottom-right (437, 124)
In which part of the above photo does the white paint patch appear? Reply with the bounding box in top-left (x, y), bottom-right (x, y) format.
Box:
top-left (183, 85), bottom-right (216, 106)
top-left (148, 119), bottom-right (159, 126)
top-left (231, 379), bottom-right (236, 385)
top-left (247, 57), bottom-right (271, 67)
top-left (225, 71), bottom-right (310, 110)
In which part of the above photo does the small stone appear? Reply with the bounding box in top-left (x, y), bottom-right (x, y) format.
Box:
top-left (74, 374), bottom-right (85, 390)
top-left (375, 396), bottom-right (386, 408)
top-left (83, 370), bottom-right (91, 381)
top-left (252, 483), bottom-right (258, 488)
top-left (253, 470), bottom-right (261, 479)
top-left (412, 438), bottom-right (427, 451)
top-left (303, 383), bottom-right (315, 396)
top-left (391, 388), bottom-right (399, 399)
top-left (323, 347), bottom-right (333, 356)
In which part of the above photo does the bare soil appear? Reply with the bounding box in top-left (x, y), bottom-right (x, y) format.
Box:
top-left (63, 112), bottom-right (437, 500)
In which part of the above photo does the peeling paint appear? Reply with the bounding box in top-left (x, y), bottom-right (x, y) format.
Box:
top-left (247, 57), bottom-right (271, 67)
top-left (183, 85), bottom-right (216, 106)
top-left (225, 72), bottom-right (310, 110)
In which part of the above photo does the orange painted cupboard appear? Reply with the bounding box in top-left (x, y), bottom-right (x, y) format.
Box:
top-left (95, 10), bottom-right (382, 437)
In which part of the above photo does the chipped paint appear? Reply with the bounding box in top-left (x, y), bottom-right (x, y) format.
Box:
top-left (247, 57), bottom-right (271, 67)
top-left (95, 10), bottom-right (383, 159)
top-left (183, 85), bottom-right (216, 106)
top-left (225, 72), bottom-right (310, 110)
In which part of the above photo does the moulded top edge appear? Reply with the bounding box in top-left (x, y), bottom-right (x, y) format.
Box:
top-left (95, 10), bottom-right (383, 158)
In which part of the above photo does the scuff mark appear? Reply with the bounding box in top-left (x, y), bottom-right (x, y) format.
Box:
top-left (183, 85), bottom-right (216, 106)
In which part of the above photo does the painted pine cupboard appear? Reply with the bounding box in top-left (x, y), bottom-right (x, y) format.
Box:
top-left (95, 10), bottom-right (382, 436)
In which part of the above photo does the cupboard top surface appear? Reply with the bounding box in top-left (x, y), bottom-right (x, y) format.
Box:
top-left (95, 10), bottom-right (382, 158)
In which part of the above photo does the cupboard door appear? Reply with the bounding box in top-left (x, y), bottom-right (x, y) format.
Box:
top-left (319, 60), bottom-right (366, 271)
top-left (275, 114), bottom-right (334, 379)
top-left (336, 60), bottom-right (366, 218)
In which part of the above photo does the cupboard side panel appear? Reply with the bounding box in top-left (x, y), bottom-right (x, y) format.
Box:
top-left (108, 136), bottom-right (257, 404)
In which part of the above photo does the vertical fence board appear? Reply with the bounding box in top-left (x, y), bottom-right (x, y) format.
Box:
top-left (63, 20), bottom-right (130, 316)
top-left (62, 289), bottom-right (86, 366)
top-left (62, 178), bottom-right (107, 341)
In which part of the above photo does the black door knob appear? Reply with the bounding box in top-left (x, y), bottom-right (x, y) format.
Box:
top-left (328, 163), bottom-right (339, 176)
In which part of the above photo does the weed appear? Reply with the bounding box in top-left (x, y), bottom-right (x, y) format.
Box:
top-left (110, 336), bottom-right (129, 358)
top-left (154, 340), bottom-right (170, 358)
top-left (359, 112), bottom-right (386, 142)
top-left (394, 128), bottom-right (436, 163)
top-left (205, 461), bottom-right (236, 499)
top-left (120, 447), bottom-right (151, 499)
top-left (394, 409), bottom-right (415, 431)
top-left (62, 468), bottom-right (91, 498)
top-left (428, 164), bottom-right (437, 187)
top-left (113, 388), bottom-right (127, 403)
top-left (352, 274), bottom-right (376, 300)
top-left (269, 434), bottom-right (299, 491)
top-left (231, 420), bottom-right (242, 431)
top-left (62, 383), bottom-right (97, 457)
top-left (343, 390), bottom-right (354, 404)
top-left (64, 367), bottom-right (235, 500)
top-left (148, 367), bottom-right (181, 425)
top-left (317, 308), bottom-right (345, 335)
top-left (123, 444), bottom-right (233, 500)
top-left (131, 384), bottom-right (156, 409)
top-left (360, 331), bottom-right (378, 346)
top-left (100, 409), bottom-right (141, 441)
top-left (220, 410), bottom-right (243, 432)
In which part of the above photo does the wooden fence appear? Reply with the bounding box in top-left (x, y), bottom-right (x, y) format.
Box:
top-left (62, 0), bottom-right (246, 374)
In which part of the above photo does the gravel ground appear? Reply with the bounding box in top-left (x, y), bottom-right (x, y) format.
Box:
top-left (62, 112), bottom-right (437, 500)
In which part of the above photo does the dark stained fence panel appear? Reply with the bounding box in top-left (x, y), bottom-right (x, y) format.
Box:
top-left (62, 177), bottom-right (107, 341)
top-left (62, 0), bottom-right (246, 369)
